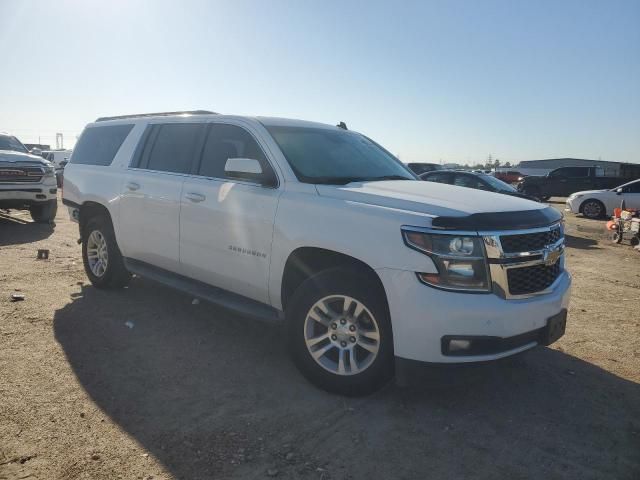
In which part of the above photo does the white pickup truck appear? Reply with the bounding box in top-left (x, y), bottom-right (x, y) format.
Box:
top-left (62, 111), bottom-right (571, 395)
top-left (0, 133), bottom-right (58, 223)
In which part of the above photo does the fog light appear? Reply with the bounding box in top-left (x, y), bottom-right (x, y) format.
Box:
top-left (449, 339), bottom-right (471, 352)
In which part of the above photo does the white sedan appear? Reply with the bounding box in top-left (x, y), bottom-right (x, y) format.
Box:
top-left (565, 179), bottom-right (640, 219)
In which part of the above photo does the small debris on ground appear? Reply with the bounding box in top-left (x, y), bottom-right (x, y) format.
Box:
top-left (124, 321), bottom-right (135, 329)
top-left (10, 293), bottom-right (25, 302)
top-left (36, 249), bottom-right (50, 260)
top-left (192, 298), bottom-right (200, 305)
top-left (266, 467), bottom-right (279, 477)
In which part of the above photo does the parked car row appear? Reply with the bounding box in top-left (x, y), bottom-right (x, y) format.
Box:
top-left (420, 170), bottom-right (538, 201)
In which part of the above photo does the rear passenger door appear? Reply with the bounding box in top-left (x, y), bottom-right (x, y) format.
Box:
top-left (179, 122), bottom-right (281, 304)
top-left (118, 122), bottom-right (206, 273)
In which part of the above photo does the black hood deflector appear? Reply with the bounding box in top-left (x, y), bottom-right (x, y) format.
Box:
top-left (432, 206), bottom-right (562, 231)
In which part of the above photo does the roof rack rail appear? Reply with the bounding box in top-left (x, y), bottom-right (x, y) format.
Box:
top-left (95, 110), bottom-right (217, 122)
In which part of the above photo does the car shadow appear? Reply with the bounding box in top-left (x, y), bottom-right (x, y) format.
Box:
top-left (0, 212), bottom-right (55, 246)
top-left (564, 234), bottom-right (600, 250)
top-left (53, 280), bottom-right (640, 480)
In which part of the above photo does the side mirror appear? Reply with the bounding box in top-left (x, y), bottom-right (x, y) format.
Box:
top-left (224, 158), bottom-right (276, 186)
top-left (30, 147), bottom-right (42, 156)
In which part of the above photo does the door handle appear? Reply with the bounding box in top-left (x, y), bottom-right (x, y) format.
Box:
top-left (126, 182), bottom-right (140, 191)
top-left (185, 192), bottom-right (206, 203)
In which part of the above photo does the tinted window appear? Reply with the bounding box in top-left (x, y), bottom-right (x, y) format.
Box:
top-left (550, 167), bottom-right (589, 177)
top-left (423, 172), bottom-right (452, 184)
top-left (71, 124), bottom-right (134, 166)
top-left (197, 124), bottom-right (270, 179)
top-left (453, 174), bottom-right (480, 188)
top-left (146, 123), bottom-right (204, 174)
top-left (622, 181), bottom-right (640, 193)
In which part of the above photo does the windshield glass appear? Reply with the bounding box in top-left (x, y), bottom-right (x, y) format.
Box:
top-left (482, 174), bottom-right (517, 192)
top-left (0, 135), bottom-right (28, 153)
top-left (265, 125), bottom-right (416, 184)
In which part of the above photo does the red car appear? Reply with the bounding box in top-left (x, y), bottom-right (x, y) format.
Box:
top-left (494, 170), bottom-right (524, 184)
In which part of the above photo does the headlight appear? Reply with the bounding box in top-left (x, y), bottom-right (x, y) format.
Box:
top-left (402, 228), bottom-right (491, 292)
top-left (569, 193), bottom-right (583, 200)
top-left (43, 166), bottom-right (55, 177)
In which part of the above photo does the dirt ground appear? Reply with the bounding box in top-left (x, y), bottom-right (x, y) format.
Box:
top-left (1, 197), bottom-right (638, 480)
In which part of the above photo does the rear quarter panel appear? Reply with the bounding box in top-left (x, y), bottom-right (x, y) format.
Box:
top-left (63, 123), bottom-right (146, 240)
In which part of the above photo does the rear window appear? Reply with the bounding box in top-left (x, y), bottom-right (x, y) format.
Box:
top-left (71, 124), bottom-right (134, 166)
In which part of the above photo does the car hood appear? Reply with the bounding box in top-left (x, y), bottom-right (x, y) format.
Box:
top-left (316, 180), bottom-right (547, 219)
top-left (570, 189), bottom-right (609, 196)
top-left (0, 150), bottom-right (51, 167)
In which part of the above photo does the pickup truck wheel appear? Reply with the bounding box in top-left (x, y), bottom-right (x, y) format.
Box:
top-left (287, 268), bottom-right (393, 396)
top-left (29, 199), bottom-right (57, 223)
top-left (82, 216), bottom-right (131, 289)
top-left (581, 199), bottom-right (605, 219)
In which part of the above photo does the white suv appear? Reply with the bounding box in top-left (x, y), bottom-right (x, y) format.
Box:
top-left (63, 111), bottom-right (571, 395)
top-left (0, 133), bottom-right (58, 223)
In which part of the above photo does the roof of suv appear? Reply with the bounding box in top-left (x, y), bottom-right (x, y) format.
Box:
top-left (92, 111), bottom-right (343, 131)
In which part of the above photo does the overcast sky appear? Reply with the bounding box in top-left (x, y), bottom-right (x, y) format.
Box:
top-left (1, 0), bottom-right (638, 164)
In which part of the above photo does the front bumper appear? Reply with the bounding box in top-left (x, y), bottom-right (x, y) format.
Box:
top-left (565, 197), bottom-right (581, 214)
top-left (377, 268), bottom-right (572, 363)
top-left (0, 182), bottom-right (57, 207)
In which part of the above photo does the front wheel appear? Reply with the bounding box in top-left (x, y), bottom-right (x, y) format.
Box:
top-left (82, 216), bottom-right (131, 288)
top-left (287, 268), bottom-right (394, 396)
top-left (581, 199), bottom-right (605, 219)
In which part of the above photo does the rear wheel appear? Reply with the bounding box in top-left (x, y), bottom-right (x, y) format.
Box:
top-left (581, 199), bottom-right (605, 219)
top-left (287, 268), bottom-right (394, 396)
top-left (29, 199), bottom-right (57, 223)
top-left (82, 216), bottom-right (131, 288)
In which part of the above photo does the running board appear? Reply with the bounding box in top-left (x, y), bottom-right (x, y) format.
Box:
top-left (124, 258), bottom-right (283, 324)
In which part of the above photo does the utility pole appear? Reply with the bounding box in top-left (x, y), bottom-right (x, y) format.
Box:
top-left (56, 133), bottom-right (63, 150)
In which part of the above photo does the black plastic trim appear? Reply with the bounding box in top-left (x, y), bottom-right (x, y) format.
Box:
top-left (123, 258), bottom-right (283, 324)
top-left (62, 198), bottom-right (81, 209)
top-left (431, 207), bottom-right (563, 231)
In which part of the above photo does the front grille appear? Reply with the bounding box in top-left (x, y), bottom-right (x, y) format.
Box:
top-left (0, 166), bottom-right (43, 183)
top-left (500, 225), bottom-right (562, 253)
top-left (507, 261), bottom-right (561, 295)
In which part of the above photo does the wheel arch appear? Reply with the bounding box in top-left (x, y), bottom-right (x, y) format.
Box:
top-left (78, 201), bottom-right (114, 237)
top-left (280, 247), bottom-right (388, 313)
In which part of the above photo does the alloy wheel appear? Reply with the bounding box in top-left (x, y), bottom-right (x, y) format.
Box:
top-left (303, 295), bottom-right (380, 376)
top-left (86, 230), bottom-right (109, 277)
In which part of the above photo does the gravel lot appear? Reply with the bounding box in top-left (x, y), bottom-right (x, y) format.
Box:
top-left (1, 197), bottom-right (639, 480)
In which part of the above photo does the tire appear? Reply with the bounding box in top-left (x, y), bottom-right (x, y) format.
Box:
top-left (523, 187), bottom-right (541, 200)
top-left (82, 215), bottom-right (131, 289)
top-left (630, 236), bottom-right (639, 247)
top-left (581, 199), bottom-right (606, 219)
top-left (29, 199), bottom-right (57, 223)
top-left (287, 267), bottom-right (394, 396)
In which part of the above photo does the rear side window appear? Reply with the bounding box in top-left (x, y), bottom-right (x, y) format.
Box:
top-left (197, 124), bottom-right (269, 179)
top-left (71, 124), bottom-right (134, 166)
top-left (424, 172), bottom-right (452, 184)
top-left (144, 123), bottom-right (204, 174)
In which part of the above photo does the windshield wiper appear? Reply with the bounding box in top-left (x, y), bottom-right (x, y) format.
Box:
top-left (310, 176), bottom-right (365, 185)
top-left (361, 175), bottom-right (414, 182)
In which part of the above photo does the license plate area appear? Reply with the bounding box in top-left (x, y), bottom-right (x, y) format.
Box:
top-left (543, 309), bottom-right (567, 345)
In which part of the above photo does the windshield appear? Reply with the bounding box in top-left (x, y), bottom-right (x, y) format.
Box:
top-left (265, 125), bottom-right (416, 184)
top-left (0, 134), bottom-right (28, 153)
top-left (482, 175), bottom-right (517, 192)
